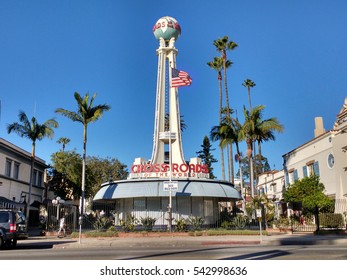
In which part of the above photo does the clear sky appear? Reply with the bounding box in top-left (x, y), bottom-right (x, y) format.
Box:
top-left (1, 0), bottom-right (346, 180)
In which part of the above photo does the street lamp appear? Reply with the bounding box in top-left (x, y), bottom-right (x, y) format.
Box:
top-left (52, 196), bottom-right (65, 221)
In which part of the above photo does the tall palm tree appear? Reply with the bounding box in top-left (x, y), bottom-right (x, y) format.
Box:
top-left (242, 79), bottom-right (256, 111)
top-left (213, 36), bottom-right (238, 181)
top-left (207, 57), bottom-right (232, 180)
top-left (57, 137), bottom-right (70, 152)
top-left (254, 114), bottom-right (284, 173)
top-left (7, 110), bottom-right (58, 225)
top-left (164, 113), bottom-right (187, 132)
top-left (55, 92), bottom-right (110, 218)
top-left (240, 105), bottom-right (284, 196)
top-left (213, 36), bottom-right (238, 119)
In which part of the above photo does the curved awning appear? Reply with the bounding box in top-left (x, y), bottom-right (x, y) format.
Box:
top-left (93, 178), bottom-right (241, 201)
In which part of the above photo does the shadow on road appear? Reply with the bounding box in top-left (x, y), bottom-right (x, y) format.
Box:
top-left (221, 249), bottom-right (291, 260)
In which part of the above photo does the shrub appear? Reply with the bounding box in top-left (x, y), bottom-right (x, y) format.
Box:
top-left (139, 217), bottom-right (157, 231)
top-left (120, 214), bottom-right (138, 232)
top-left (233, 215), bottom-right (247, 229)
top-left (319, 213), bottom-right (345, 229)
top-left (174, 218), bottom-right (188, 232)
top-left (93, 216), bottom-right (113, 231)
top-left (187, 216), bottom-right (204, 231)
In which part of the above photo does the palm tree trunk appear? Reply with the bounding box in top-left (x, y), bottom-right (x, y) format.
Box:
top-left (26, 144), bottom-right (35, 228)
top-left (218, 74), bottom-right (225, 180)
top-left (81, 125), bottom-right (87, 216)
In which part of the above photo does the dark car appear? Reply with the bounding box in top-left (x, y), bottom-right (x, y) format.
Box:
top-left (0, 209), bottom-right (29, 248)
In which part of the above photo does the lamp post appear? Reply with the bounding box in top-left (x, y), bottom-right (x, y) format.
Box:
top-left (52, 196), bottom-right (65, 222)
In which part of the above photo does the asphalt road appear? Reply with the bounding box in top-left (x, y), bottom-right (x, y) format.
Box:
top-left (1, 240), bottom-right (347, 260)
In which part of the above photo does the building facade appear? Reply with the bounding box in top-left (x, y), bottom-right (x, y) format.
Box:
top-left (0, 138), bottom-right (46, 211)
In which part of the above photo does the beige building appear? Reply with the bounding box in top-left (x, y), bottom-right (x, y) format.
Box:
top-left (0, 138), bottom-right (47, 211)
top-left (257, 97), bottom-right (347, 214)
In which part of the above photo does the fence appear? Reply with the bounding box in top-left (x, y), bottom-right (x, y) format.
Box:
top-left (42, 199), bottom-right (347, 233)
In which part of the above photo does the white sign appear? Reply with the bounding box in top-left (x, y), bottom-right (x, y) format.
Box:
top-left (256, 209), bottom-right (262, 217)
top-left (163, 181), bottom-right (178, 191)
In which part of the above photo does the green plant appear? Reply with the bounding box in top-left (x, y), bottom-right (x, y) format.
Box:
top-left (233, 215), bottom-right (247, 229)
top-left (93, 216), bottom-right (113, 231)
top-left (120, 214), bottom-right (138, 232)
top-left (188, 216), bottom-right (204, 231)
top-left (107, 225), bottom-right (117, 232)
top-left (274, 216), bottom-right (290, 230)
top-left (139, 217), bottom-right (157, 231)
top-left (221, 220), bottom-right (232, 229)
top-left (174, 218), bottom-right (188, 232)
top-left (319, 213), bottom-right (345, 229)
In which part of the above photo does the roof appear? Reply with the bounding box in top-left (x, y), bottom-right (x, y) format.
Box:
top-left (94, 178), bottom-right (241, 201)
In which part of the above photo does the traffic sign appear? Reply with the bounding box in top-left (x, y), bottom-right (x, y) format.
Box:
top-left (163, 181), bottom-right (178, 191)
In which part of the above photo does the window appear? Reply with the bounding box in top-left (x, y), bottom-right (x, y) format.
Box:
top-left (37, 171), bottom-right (43, 187)
top-left (327, 153), bottom-right (335, 169)
top-left (33, 170), bottom-right (37, 185)
top-left (13, 162), bottom-right (20, 179)
top-left (288, 169), bottom-right (298, 184)
top-left (5, 159), bottom-right (12, 177)
top-left (306, 160), bottom-right (320, 176)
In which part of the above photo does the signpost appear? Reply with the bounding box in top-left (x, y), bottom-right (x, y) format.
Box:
top-left (163, 181), bottom-right (178, 191)
top-left (256, 208), bottom-right (263, 242)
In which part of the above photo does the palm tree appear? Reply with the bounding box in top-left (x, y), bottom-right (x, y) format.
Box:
top-left (213, 36), bottom-right (238, 181)
top-left (55, 92), bottom-right (110, 218)
top-left (254, 113), bottom-right (284, 173)
top-left (207, 56), bottom-right (232, 180)
top-left (213, 36), bottom-right (238, 119)
top-left (7, 110), bottom-right (58, 225)
top-left (242, 79), bottom-right (256, 111)
top-left (240, 105), bottom-right (284, 196)
top-left (164, 113), bottom-right (187, 132)
top-left (57, 137), bottom-right (70, 152)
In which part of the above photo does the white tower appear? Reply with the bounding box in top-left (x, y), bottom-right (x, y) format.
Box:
top-left (128, 16), bottom-right (209, 180)
top-left (151, 16), bottom-right (185, 166)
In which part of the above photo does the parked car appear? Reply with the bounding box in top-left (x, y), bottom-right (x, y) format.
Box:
top-left (0, 209), bottom-right (29, 248)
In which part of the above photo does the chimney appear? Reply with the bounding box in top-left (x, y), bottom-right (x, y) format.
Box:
top-left (314, 117), bottom-right (325, 137)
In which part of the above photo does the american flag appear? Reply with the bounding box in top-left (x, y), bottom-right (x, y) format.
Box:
top-left (171, 68), bottom-right (192, 87)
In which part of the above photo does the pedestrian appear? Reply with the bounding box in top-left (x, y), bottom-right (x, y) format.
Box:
top-left (57, 216), bottom-right (66, 237)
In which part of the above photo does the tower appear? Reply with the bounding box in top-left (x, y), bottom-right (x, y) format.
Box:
top-left (129, 16), bottom-right (209, 179)
top-left (151, 16), bottom-right (185, 166)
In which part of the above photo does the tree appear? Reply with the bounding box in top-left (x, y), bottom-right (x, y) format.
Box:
top-left (239, 105), bottom-right (283, 195)
top-left (55, 92), bottom-right (111, 216)
top-left (164, 113), bottom-right (187, 132)
top-left (7, 110), bottom-right (58, 224)
top-left (86, 156), bottom-right (128, 197)
top-left (48, 152), bottom-right (128, 200)
top-left (213, 36), bottom-right (238, 181)
top-left (283, 175), bottom-right (333, 231)
top-left (196, 136), bottom-right (218, 179)
top-left (47, 150), bottom-right (82, 199)
top-left (57, 137), bottom-right (70, 152)
top-left (242, 79), bottom-right (256, 111)
top-left (207, 56), bottom-right (230, 180)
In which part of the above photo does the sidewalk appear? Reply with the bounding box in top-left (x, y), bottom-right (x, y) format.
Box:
top-left (25, 228), bottom-right (347, 248)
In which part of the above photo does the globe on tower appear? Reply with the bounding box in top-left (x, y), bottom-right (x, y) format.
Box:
top-left (153, 16), bottom-right (181, 42)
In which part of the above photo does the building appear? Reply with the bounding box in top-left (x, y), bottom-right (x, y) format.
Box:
top-left (257, 97), bottom-right (347, 215)
top-left (93, 16), bottom-right (241, 229)
top-left (0, 137), bottom-right (47, 223)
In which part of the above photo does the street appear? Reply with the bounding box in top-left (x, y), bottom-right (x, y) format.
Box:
top-left (1, 239), bottom-right (347, 260)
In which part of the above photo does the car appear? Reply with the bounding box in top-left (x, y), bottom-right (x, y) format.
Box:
top-left (0, 209), bottom-right (29, 248)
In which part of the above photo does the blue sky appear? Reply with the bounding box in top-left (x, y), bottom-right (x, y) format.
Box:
top-left (1, 0), bottom-right (346, 180)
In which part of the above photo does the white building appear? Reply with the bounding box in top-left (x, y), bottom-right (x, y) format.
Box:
top-left (257, 97), bottom-right (347, 215)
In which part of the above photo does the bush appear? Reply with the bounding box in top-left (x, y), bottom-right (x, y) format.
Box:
top-left (120, 214), bottom-right (138, 232)
top-left (187, 216), bottom-right (204, 231)
top-left (139, 217), bottom-right (157, 231)
top-left (174, 218), bottom-right (188, 232)
top-left (93, 216), bottom-right (113, 231)
top-left (319, 213), bottom-right (345, 229)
